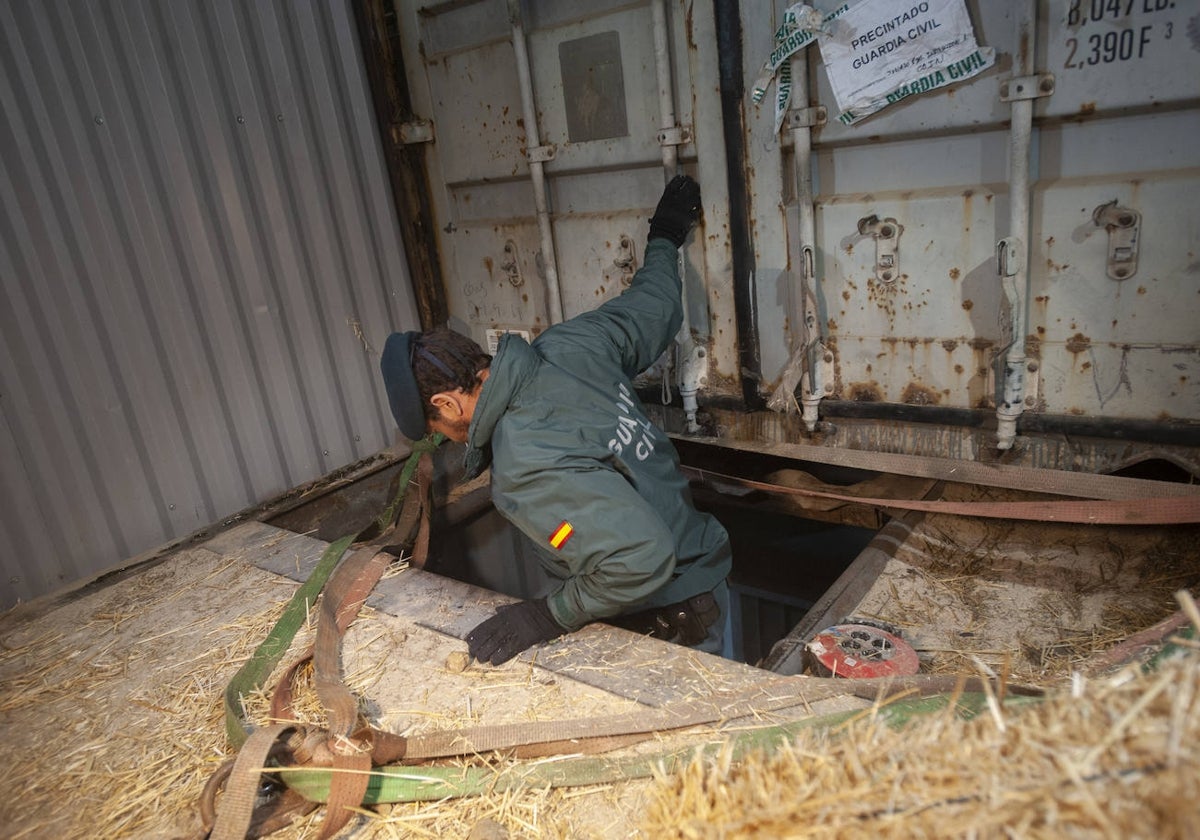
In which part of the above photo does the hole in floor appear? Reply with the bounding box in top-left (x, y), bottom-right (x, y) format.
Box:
top-left (267, 442), bottom-right (880, 665)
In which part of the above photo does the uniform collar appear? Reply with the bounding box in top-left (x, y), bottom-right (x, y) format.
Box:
top-left (463, 332), bottom-right (538, 477)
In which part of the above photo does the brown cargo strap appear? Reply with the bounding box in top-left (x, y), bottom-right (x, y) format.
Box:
top-left (681, 466), bottom-right (1200, 525)
top-left (206, 449), bottom-right (436, 840)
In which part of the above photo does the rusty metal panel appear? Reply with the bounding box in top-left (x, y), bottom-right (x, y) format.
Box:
top-left (529, 9), bottom-right (669, 171)
top-left (745, 0), bottom-right (1199, 429)
top-left (423, 40), bottom-right (528, 184)
top-left (1030, 120), bottom-right (1200, 419)
top-left (397, 0), bottom-right (742, 393)
top-left (812, 139), bottom-right (1009, 408)
top-left (0, 0), bottom-right (419, 606)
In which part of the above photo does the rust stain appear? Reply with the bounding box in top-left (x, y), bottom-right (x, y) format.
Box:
top-left (962, 299), bottom-right (974, 311)
top-left (954, 364), bottom-right (965, 374)
top-left (842, 290), bottom-right (851, 301)
top-left (1081, 361), bottom-right (1092, 371)
top-left (1065, 332), bottom-right (1091, 354)
top-left (1068, 407), bottom-right (1086, 415)
top-left (847, 381), bottom-right (883, 402)
top-left (949, 268), bottom-right (960, 280)
top-left (827, 317), bottom-right (838, 331)
top-left (1137, 286), bottom-right (1147, 295)
top-left (942, 339), bottom-right (958, 352)
top-left (901, 382), bottom-right (941, 406)
top-left (1079, 102), bottom-right (1096, 116)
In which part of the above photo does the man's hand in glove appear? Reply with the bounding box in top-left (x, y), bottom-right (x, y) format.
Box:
top-left (466, 599), bottom-right (566, 665)
top-left (648, 173), bottom-right (702, 247)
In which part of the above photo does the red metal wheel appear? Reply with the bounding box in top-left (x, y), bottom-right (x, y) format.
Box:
top-left (807, 623), bottom-right (919, 678)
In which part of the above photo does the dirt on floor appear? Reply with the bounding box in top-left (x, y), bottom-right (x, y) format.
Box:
top-left (3, 499), bottom-right (1197, 839)
top-left (849, 486), bottom-right (1200, 686)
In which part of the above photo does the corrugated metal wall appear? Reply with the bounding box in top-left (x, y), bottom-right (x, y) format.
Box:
top-left (0, 0), bottom-right (420, 607)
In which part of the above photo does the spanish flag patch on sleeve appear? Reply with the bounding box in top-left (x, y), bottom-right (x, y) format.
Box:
top-left (548, 521), bottom-right (574, 550)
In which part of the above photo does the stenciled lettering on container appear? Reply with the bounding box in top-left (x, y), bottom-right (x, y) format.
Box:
top-left (1062, 0), bottom-right (1177, 72)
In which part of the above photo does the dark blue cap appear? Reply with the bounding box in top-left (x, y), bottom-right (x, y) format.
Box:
top-left (380, 331), bottom-right (427, 441)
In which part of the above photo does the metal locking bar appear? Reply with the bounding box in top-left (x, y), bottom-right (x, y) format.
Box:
top-left (858, 215), bottom-right (904, 284)
top-left (1092, 200), bottom-right (1141, 281)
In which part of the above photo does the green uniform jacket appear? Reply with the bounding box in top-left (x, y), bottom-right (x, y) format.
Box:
top-left (463, 238), bottom-right (731, 630)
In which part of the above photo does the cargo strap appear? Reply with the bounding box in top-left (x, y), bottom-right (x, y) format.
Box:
top-left (681, 466), bottom-right (1200, 525)
top-left (201, 440), bottom-right (439, 840)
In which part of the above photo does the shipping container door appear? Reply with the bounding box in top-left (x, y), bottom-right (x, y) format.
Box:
top-left (744, 0), bottom-right (1199, 438)
top-left (395, 0), bottom-right (745, 402)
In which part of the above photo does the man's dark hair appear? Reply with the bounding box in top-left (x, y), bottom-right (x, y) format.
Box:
top-left (412, 328), bottom-right (491, 413)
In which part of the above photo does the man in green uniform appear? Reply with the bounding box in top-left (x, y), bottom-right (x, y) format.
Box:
top-left (380, 175), bottom-right (731, 665)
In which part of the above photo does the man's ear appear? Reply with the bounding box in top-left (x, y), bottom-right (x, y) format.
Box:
top-left (430, 391), bottom-right (461, 418)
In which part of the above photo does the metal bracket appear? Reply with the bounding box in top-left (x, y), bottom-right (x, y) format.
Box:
top-left (802, 342), bottom-right (835, 398)
top-left (857, 215), bottom-right (904, 284)
top-left (786, 106), bottom-right (827, 129)
top-left (396, 119), bottom-right (434, 144)
top-left (526, 144), bottom-right (557, 163)
top-left (613, 234), bottom-right (638, 287)
top-left (1023, 359), bottom-right (1041, 409)
top-left (1000, 73), bottom-right (1055, 102)
top-left (656, 125), bottom-right (693, 147)
top-left (996, 237), bottom-right (1024, 278)
top-left (1092, 200), bottom-right (1141, 280)
top-left (500, 239), bottom-right (524, 287)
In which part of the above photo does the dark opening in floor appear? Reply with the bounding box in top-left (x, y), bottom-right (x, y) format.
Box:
top-left (267, 442), bottom-right (880, 665)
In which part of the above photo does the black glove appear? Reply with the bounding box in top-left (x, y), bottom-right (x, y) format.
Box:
top-left (466, 599), bottom-right (565, 665)
top-left (648, 174), bottom-right (702, 247)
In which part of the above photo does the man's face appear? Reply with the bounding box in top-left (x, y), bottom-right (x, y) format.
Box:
top-left (426, 369), bottom-right (486, 444)
top-left (427, 387), bottom-right (475, 443)
top-left (428, 405), bottom-right (471, 443)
